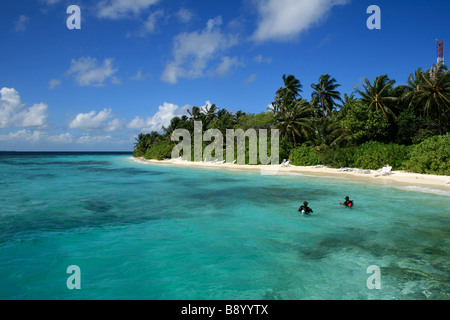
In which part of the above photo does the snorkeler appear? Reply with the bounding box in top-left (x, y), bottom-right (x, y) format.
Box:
top-left (298, 201), bottom-right (313, 215)
top-left (341, 196), bottom-right (353, 208)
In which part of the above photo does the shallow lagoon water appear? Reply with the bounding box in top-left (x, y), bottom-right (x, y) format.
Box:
top-left (0, 153), bottom-right (448, 300)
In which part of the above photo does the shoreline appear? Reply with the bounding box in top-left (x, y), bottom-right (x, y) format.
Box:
top-left (133, 157), bottom-right (450, 196)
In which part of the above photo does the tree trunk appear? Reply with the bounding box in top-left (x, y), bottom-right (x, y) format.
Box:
top-left (438, 110), bottom-right (442, 136)
top-left (321, 95), bottom-right (326, 118)
top-left (292, 130), bottom-right (297, 147)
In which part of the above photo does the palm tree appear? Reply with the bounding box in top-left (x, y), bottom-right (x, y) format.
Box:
top-left (134, 131), bottom-right (160, 156)
top-left (280, 74), bottom-right (303, 99)
top-left (411, 64), bottom-right (450, 135)
top-left (308, 117), bottom-right (347, 150)
top-left (208, 109), bottom-right (237, 133)
top-left (310, 74), bottom-right (342, 118)
top-left (234, 110), bottom-right (246, 121)
top-left (202, 104), bottom-right (219, 124)
top-left (343, 92), bottom-right (356, 104)
top-left (186, 106), bottom-right (207, 133)
top-left (357, 74), bottom-right (397, 118)
top-left (180, 115), bottom-right (190, 124)
top-left (408, 68), bottom-right (425, 92)
top-left (400, 68), bottom-right (425, 110)
top-left (271, 74), bottom-right (303, 113)
top-left (162, 117), bottom-right (183, 137)
top-left (274, 99), bottom-right (314, 147)
top-left (187, 106), bottom-right (204, 121)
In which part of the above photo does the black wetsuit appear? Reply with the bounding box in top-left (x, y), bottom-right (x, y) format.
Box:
top-left (298, 205), bottom-right (313, 215)
top-left (343, 200), bottom-right (353, 207)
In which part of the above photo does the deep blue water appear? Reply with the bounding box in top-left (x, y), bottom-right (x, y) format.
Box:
top-left (0, 153), bottom-right (448, 300)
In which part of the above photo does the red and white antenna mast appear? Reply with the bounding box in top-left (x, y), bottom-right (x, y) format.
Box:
top-left (437, 40), bottom-right (444, 65)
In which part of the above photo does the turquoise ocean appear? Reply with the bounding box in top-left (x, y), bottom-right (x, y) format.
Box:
top-left (0, 152), bottom-right (448, 300)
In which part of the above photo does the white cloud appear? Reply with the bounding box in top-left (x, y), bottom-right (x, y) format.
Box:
top-left (41, 0), bottom-right (61, 5)
top-left (198, 100), bottom-right (213, 114)
top-left (111, 76), bottom-right (122, 85)
top-left (14, 15), bottom-right (29, 32)
top-left (127, 102), bottom-right (190, 132)
top-left (0, 130), bottom-right (42, 143)
top-left (69, 108), bottom-right (122, 132)
top-left (131, 69), bottom-right (150, 81)
top-left (252, 0), bottom-right (351, 42)
top-left (254, 54), bottom-right (272, 64)
top-left (176, 8), bottom-right (193, 23)
top-left (0, 89), bottom-right (21, 128)
top-left (97, 0), bottom-right (160, 19)
top-left (48, 79), bottom-right (61, 89)
top-left (244, 74), bottom-right (257, 85)
top-left (21, 103), bottom-right (49, 127)
top-left (0, 88), bottom-right (48, 129)
top-left (67, 57), bottom-right (119, 87)
top-left (215, 56), bottom-right (244, 77)
top-left (161, 63), bottom-right (181, 84)
top-left (0, 129), bottom-right (115, 147)
top-left (131, 70), bottom-right (143, 81)
top-left (318, 33), bottom-right (334, 48)
top-left (161, 16), bottom-right (239, 84)
top-left (46, 132), bottom-right (73, 144)
top-left (136, 9), bottom-right (164, 36)
top-left (0, 130), bottom-right (72, 145)
top-left (76, 134), bottom-right (112, 145)
top-left (127, 117), bottom-right (146, 130)
top-left (104, 118), bottom-right (122, 132)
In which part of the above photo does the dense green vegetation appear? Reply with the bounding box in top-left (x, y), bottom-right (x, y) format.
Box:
top-left (405, 134), bottom-right (450, 175)
top-left (134, 63), bottom-right (450, 175)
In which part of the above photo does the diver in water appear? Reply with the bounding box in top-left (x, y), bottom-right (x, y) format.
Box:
top-left (298, 201), bottom-right (313, 215)
top-left (341, 196), bottom-right (353, 208)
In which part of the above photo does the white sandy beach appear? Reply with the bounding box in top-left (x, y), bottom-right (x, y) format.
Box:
top-left (133, 157), bottom-right (450, 196)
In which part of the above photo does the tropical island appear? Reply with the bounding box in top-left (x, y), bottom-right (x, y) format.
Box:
top-left (133, 63), bottom-right (450, 178)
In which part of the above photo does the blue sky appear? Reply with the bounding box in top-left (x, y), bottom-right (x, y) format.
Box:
top-left (0, 0), bottom-right (449, 151)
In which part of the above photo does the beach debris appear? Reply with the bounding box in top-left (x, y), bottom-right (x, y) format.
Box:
top-left (338, 167), bottom-right (355, 172)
